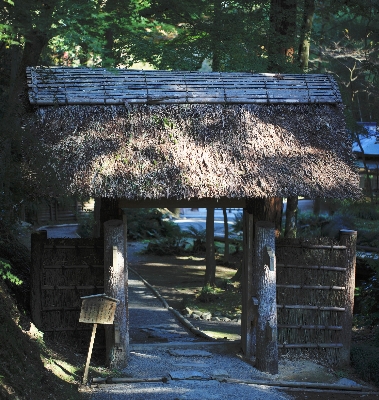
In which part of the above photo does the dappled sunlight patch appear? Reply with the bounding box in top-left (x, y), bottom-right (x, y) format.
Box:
top-left (23, 321), bottom-right (44, 342)
top-left (176, 255), bottom-right (205, 261)
top-left (201, 331), bottom-right (241, 341)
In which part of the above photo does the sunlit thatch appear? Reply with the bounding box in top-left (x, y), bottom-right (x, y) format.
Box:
top-left (26, 102), bottom-right (360, 200)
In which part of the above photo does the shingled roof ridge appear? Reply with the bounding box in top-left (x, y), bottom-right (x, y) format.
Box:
top-left (26, 66), bottom-right (342, 106)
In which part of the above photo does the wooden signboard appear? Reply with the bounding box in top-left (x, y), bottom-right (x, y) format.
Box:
top-left (80, 294), bottom-right (119, 385)
top-left (79, 294), bottom-right (118, 324)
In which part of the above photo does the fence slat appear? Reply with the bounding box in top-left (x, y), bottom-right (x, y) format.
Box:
top-left (276, 284), bottom-right (345, 290)
top-left (277, 264), bottom-right (346, 272)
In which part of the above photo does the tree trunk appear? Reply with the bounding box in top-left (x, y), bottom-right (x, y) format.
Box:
top-left (298, 0), bottom-right (315, 70)
top-left (104, 219), bottom-right (128, 369)
top-left (100, 198), bottom-right (121, 237)
top-left (254, 222), bottom-right (278, 374)
top-left (354, 133), bottom-right (373, 202)
top-left (268, 0), bottom-right (297, 72)
top-left (204, 207), bottom-right (216, 286)
top-left (168, 208), bottom-right (181, 218)
top-left (313, 197), bottom-right (321, 215)
top-left (284, 196), bottom-right (298, 238)
top-left (223, 208), bottom-right (229, 265)
top-left (249, 198), bottom-right (282, 239)
top-left (241, 209), bottom-right (255, 357)
top-left (211, 0), bottom-right (223, 71)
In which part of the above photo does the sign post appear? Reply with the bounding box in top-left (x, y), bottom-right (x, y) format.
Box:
top-left (79, 294), bottom-right (119, 385)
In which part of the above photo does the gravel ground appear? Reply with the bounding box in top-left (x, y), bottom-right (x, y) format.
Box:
top-left (90, 379), bottom-right (292, 400)
top-left (87, 241), bottom-right (368, 400)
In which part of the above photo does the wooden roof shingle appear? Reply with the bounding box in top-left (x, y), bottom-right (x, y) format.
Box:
top-left (26, 67), bottom-right (342, 106)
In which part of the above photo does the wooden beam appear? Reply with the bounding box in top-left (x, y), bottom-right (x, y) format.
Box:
top-left (118, 197), bottom-right (247, 209)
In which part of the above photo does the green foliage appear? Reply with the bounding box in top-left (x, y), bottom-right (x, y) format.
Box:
top-left (160, 219), bottom-right (182, 238)
top-left (186, 225), bottom-right (206, 253)
top-left (197, 284), bottom-right (220, 303)
top-left (355, 255), bottom-right (379, 326)
top-left (124, 208), bottom-right (172, 240)
top-left (351, 343), bottom-right (379, 386)
top-left (76, 212), bottom-right (95, 238)
top-left (232, 212), bottom-right (243, 234)
top-left (341, 200), bottom-right (379, 221)
top-left (0, 258), bottom-right (22, 285)
top-left (126, 207), bottom-right (188, 254)
top-left (145, 236), bottom-right (188, 255)
top-left (295, 211), bottom-right (330, 238)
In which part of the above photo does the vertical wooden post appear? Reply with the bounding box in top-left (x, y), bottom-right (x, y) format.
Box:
top-left (255, 221), bottom-right (278, 374)
top-left (222, 208), bottom-right (230, 264)
top-left (339, 229), bottom-right (357, 366)
top-left (123, 212), bottom-right (129, 357)
top-left (83, 323), bottom-right (97, 385)
top-left (92, 198), bottom-right (101, 238)
top-left (30, 230), bottom-right (47, 329)
top-left (204, 207), bottom-right (216, 286)
top-left (104, 219), bottom-right (128, 369)
top-left (241, 208), bottom-right (255, 358)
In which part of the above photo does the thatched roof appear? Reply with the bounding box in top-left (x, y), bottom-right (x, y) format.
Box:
top-left (25, 67), bottom-right (360, 201)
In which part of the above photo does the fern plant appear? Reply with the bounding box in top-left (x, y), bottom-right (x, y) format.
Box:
top-left (0, 258), bottom-right (22, 285)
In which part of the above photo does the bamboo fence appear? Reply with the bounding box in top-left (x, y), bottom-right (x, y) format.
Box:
top-left (31, 233), bottom-right (105, 348)
top-left (276, 237), bottom-right (353, 365)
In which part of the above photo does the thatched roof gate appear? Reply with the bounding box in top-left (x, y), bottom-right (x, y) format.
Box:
top-left (26, 67), bottom-right (360, 202)
top-left (27, 67), bottom-right (360, 373)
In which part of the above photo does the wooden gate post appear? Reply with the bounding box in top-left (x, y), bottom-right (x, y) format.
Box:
top-left (339, 229), bottom-right (357, 366)
top-left (122, 212), bottom-right (129, 356)
top-left (104, 219), bottom-right (128, 369)
top-left (30, 230), bottom-right (47, 329)
top-left (241, 208), bottom-right (255, 358)
top-left (254, 221), bottom-right (278, 374)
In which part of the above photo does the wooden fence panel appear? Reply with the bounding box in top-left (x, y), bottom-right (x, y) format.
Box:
top-left (275, 236), bottom-right (354, 366)
top-left (31, 234), bottom-right (104, 348)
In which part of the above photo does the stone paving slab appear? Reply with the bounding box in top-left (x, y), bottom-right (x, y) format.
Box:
top-left (169, 371), bottom-right (208, 380)
top-left (168, 349), bottom-right (213, 357)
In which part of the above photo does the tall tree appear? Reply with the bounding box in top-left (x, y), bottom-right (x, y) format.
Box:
top-left (298, 0), bottom-right (315, 70)
top-left (204, 207), bottom-right (216, 286)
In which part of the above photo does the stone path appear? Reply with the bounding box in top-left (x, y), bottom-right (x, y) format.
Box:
top-left (89, 262), bottom-right (293, 400)
top-left (129, 270), bottom-right (200, 344)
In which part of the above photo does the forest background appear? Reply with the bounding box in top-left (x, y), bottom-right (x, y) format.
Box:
top-left (0, 1), bottom-right (379, 398)
top-left (0, 0), bottom-right (379, 226)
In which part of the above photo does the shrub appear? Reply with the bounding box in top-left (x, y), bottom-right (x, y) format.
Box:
top-left (356, 256), bottom-right (379, 326)
top-left (124, 208), bottom-right (177, 240)
top-left (186, 225), bottom-right (206, 253)
top-left (297, 211), bottom-right (331, 238)
top-left (0, 258), bottom-right (22, 285)
top-left (351, 343), bottom-right (379, 385)
top-left (76, 212), bottom-right (95, 238)
top-left (197, 284), bottom-right (220, 303)
top-left (145, 236), bottom-right (188, 256)
top-left (232, 212), bottom-right (243, 233)
top-left (343, 200), bottom-right (379, 220)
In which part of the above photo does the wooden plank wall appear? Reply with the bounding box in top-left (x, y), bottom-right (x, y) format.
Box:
top-left (29, 198), bottom-right (94, 225)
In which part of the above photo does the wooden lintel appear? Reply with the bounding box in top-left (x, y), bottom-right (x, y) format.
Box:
top-left (118, 197), bottom-right (247, 209)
